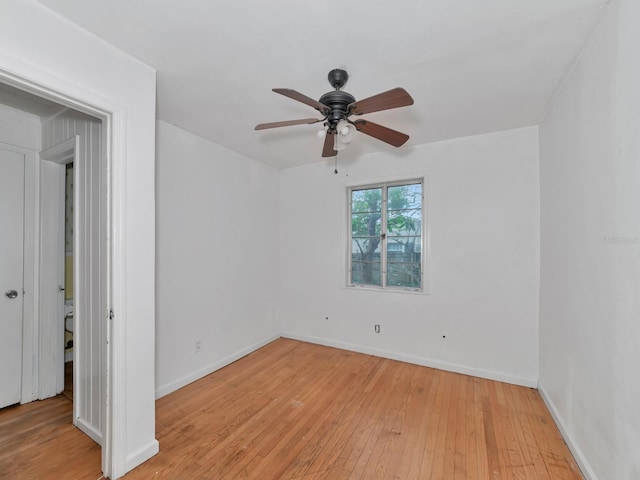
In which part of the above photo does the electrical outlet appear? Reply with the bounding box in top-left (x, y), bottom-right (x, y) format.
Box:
top-left (195, 339), bottom-right (202, 353)
top-left (374, 324), bottom-right (381, 334)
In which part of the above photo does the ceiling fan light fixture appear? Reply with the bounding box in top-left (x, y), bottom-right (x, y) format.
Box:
top-left (317, 128), bottom-right (327, 138)
top-left (336, 119), bottom-right (355, 142)
top-left (334, 120), bottom-right (356, 151)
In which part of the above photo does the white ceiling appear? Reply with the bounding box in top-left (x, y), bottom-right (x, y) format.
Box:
top-left (36, 0), bottom-right (609, 168)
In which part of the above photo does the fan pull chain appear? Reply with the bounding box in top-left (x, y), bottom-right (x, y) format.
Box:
top-left (334, 155), bottom-right (338, 174)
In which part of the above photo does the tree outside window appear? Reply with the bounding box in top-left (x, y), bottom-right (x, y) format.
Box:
top-left (349, 180), bottom-right (423, 290)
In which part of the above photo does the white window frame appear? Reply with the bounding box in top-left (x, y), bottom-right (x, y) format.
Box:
top-left (347, 177), bottom-right (427, 293)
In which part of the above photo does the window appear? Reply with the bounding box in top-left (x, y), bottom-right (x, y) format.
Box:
top-left (348, 179), bottom-right (424, 291)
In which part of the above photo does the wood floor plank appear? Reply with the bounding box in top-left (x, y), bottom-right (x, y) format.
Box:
top-left (312, 358), bottom-right (403, 479)
top-left (0, 396), bottom-right (102, 480)
top-left (0, 338), bottom-right (585, 480)
top-left (277, 354), bottom-right (378, 479)
top-left (422, 368), bottom-right (452, 478)
top-left (464, 377), bottom-right (481, 480)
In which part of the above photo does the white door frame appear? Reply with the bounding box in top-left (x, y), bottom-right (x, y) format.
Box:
top-left (0, 71), bottom-right (120, 478)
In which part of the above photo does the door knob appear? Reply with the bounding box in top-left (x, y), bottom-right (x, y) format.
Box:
top-left (4, 290), bottom-right (18, 299)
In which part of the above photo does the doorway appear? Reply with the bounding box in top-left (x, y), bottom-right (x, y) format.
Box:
top-left (63, 162), bottom-right (74, 400)
top-left (0, 84), bottom-right (107, 461)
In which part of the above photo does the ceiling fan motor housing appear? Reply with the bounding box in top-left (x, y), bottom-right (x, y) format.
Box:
top-left (319, 90), bottom-right (355, 131)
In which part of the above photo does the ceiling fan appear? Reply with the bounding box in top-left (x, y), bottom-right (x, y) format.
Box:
top-left (255, 69), bottom-right (414, 157)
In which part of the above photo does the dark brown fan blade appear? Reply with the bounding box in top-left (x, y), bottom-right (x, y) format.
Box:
top-left (349, 87), bottom-right (414, 116)
top-left (273, 88), bottom-right (330, 115)
top-left (322, 131), bottom-right (337, 157)
top-left (255, 118), bottom-right (323, 130)
top-left (353, 119), bottom-right (409, 147)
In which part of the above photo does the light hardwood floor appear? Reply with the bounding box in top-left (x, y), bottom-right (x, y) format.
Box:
top-left (0, 338), bottom-right (583, 479)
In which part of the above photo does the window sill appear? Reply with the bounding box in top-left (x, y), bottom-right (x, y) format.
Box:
top-left (344, 284), bottom-right (428, 295)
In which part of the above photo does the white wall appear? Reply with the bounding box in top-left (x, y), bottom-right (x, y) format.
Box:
top-left (0, 1), bottom-right (157, 477)
top-left (155, 120), bottom-right (280, 397)
top-left (279, 126), bottom-right (540, 386)
top-left (538, 0), bottom-right (640, 478)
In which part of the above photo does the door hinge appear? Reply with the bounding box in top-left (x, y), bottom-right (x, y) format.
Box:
top-left (108, 309), bottom-right (114, 320)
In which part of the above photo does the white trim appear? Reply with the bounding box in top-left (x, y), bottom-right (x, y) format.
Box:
top-left (155, 334), bottom-right (281, 399)
top-left (538, 383), bottom-right (597, 480)
top-left (76, 417), bottom-right (103, 445)
top-left (107, 109), bottom-right (127, 479)
top-left (126, 441), bottom-right (160, 474)
top-left (422, 175), bottom-right (431, 294)
top-left (281, 331), bottom-right (539, 388)
top-left (0, 56), bottom-right (124, 120)
top-left (40, 136), bottom-right (77, 162)
top-left (102, 107), bottom-right (115, 480)
top-left (342, 284), bottom-right (428, 295)
top-left (22, 149), bottom-right (40, 403)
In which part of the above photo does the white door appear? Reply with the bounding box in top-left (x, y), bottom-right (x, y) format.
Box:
top-left (38, 159), bottom-right (66, 399)
top-left (0, 148), bottom-right (24, 409)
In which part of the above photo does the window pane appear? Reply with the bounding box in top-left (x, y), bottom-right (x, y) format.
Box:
top-left (387, 209), bottom-right (421, 236)
top-left (351, 187), bottom-right (383, 287)
top-left (351, 238), bottom-right (381, 261)
top-left (386, 183), bottom-right (422, 289)
top-left (351, 188), bottom-right (382, 214)
top-left (351, 213), bottom-right (381, 236)
top-left (387, 184), bottom-right (422, 212)
top-left (351, 261), bottom-right (382, 286)
top-left (387, 236), bottom-right (421, 259)
top-left (386, 262), bottom-right (421, 288)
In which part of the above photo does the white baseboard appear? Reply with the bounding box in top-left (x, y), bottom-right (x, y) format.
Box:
top-left (280, 331), bottom-right (538, 388)
top-left (75, 417), bottom-right (102, 445)
top-left (125, 439), bottom-right (160, 476)
top-left (155, 334), bottom-right (280, 399)
top-left (538, 383), bottom-right (597, 480)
